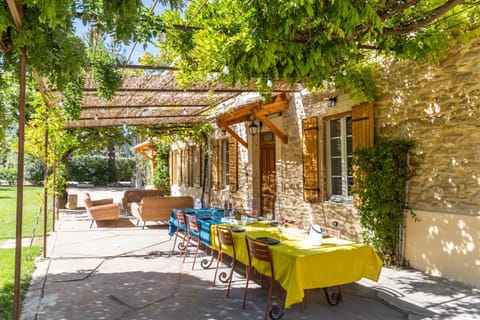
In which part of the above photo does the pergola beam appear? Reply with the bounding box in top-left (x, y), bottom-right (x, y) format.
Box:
top-left (117, 64), bottom-right (178, 71)
top-left (6, 0), bottom-right (23, 29)
top-left (82, 87), bottom-right (300, 93)
top-left (82, 104), bottom-right (210, 109)
top-left (224, 126), bottom-right (248, 149)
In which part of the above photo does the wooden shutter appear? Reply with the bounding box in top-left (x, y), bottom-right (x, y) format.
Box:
top-left (182, 147), bottom-right (190, 187)
top-left (211, 139), bottom-right (220, 190)
top-left (228, 137), bottom-right (238, 192)
top-left (352, 103), bottom-right (375, 150)
top-left (169, 150), bottom-right (173, 185)
top-left (302, 117), bottom-right (320, 202)
top-left (190, 146), bottom-right (195, 187)
top-left (195, 145), bottom-right (202, 187)
top-left (174, 149), bottom-right (182, 185)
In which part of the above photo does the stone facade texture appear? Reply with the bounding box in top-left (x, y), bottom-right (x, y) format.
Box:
top-left (376, 38), bottom-right (480, 215)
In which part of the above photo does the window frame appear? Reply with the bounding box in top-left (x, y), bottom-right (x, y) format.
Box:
top-left (324, 112), bottom-right (353, 203)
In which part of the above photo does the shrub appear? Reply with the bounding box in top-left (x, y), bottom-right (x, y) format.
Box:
top-left (153, 143), bottom-right (170, 193)
top-left (66, 155), bottom-right (135, 185)
top-left (0, 168), bottom-right (16, 186)
top-left (24, 156), bottom-right (45, 186)
top-left (116, 157), bottom-right (136, 181)
top-left (352, 139), bottom-right (416, 266)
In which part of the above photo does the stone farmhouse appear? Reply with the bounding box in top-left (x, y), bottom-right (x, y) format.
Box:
top-left (169, 38), bottom-right (480, 288)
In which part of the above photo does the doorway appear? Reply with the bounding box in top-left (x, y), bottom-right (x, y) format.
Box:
top-left (260, 132), bottom-right (276, 218)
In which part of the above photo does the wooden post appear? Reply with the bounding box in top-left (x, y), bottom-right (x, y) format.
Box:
top-left (13, 46), bottom-right (27, 320)
top-left (43, 115), bottom-right (49, 258)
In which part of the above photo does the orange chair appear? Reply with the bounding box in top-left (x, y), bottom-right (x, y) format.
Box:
top-left (243, 236), bottom-right (276, 320)
top-left (213, 225), bottom-right (237, 298)
top-left (172, 210), bottom-right (187, 256)
top-left (183, 214), bottom-right (201, 270)
top-left (281, 217), bottom-right (302, 229)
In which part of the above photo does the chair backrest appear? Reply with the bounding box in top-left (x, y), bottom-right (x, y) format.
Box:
top-left (175, 210), bottom-right (185, 223)
top-left (245, 236), bottom-right (273, 264)
top-left (84, 193), bottom-right (93, 209)
top-left (244, 209), bottom-right (258, 218)
top-left (186, 214), bottom-right (199, 233)
top-left (217, 225), bottom-right (235, 247)
top-left (321, 226), bottom-right (342, 239)
top-left (281, 217), bottom-right (302, 229)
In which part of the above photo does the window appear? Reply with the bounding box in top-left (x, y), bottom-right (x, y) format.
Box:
top-left (327, 115), bottom-right (353, 202)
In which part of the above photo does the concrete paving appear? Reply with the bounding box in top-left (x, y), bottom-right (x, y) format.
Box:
top-left (20, 188), bottom-right (480, 320)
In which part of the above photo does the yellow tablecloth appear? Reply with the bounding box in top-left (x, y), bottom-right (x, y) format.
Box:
top-left (210, 222), bottom-right (382, 309)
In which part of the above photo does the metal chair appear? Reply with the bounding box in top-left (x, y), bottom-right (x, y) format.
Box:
top-left (213, 225), bottom-right (237, 298)
top-left (243, 236), bottom-right (276, 320)
top-left (172, 210), bottom-right (187, 256)
top-left (243, 209), bottom-right (258, 218)
top-left (281, 217), bottom-right (302, 229)
top-left (183, 214), bottom-right (201, 270)
top-left (321, 226), bottom-right (342, 239)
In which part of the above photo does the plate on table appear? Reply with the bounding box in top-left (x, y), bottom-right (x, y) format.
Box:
top-left (197, 215), bottom-right (213, 220)
top-left (228, 226), bottom-right (245, 233)
top-left (256, 237), bottom-right (280, 245)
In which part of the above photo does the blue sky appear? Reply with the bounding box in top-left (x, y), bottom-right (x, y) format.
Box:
top-left (74, 0), bottom-right (166, 63)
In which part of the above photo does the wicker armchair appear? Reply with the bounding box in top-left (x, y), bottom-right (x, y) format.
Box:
top-left (84, 193), bottom-right (120, 228)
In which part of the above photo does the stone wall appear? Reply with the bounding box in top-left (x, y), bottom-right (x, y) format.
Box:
top-left (376, 38), bottom-right (480, 215)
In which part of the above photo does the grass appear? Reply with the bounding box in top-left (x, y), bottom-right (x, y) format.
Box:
top-left (0, 186), bottom-right (47, 319)
top-left (0, 246), bottom-right (41, 319)
top-left (0, 186), bottom-right (51, 239)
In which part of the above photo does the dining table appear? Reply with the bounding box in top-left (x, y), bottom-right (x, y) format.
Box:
top-left (168, 207), bottom-right (226, 246)
top-left (209, 221), bottom-right (383, 318)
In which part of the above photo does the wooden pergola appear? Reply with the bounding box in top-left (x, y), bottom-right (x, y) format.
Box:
top-left (64, 71), bottom-right (302, 129)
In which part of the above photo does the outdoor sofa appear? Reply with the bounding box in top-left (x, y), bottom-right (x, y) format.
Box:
top-left (131, 196), bottom-right (194, 229)
top-left (122, 189), bottom-right (165, 214)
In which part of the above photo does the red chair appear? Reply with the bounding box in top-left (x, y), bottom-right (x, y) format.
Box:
top-left (183, 214), bottom-right (201, 270)
top-left (172, 210), bottom-right (187, 256)
top-left (213, 225), bottom-right (237, 298)
top-left (243, 209), bottom-right (258, 218)
top-left (243, 236), bottom-right (276, 320)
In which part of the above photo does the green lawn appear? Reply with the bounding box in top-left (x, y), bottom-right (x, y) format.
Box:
top-left (0, 246), bottom-right (41, 319)
top-left (0, 186), bottom-right (47, 319)
top-left (0, 186), bottom-right (51, 239)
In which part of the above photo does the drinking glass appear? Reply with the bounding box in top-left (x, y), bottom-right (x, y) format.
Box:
top-left (211, 202), bottom-right (217, 215)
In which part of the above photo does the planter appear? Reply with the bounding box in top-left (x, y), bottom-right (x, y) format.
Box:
top-left (55, 192), bottom-right (68, 209)
top-left (67, 194), bottom-right (78, 209)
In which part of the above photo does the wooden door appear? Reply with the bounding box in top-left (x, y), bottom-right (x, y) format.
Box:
top-left (260, 132), bottom-right (276, 217)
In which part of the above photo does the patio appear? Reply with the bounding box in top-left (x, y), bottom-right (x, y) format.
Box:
top-left (20, 188), bottom-right (480, 320)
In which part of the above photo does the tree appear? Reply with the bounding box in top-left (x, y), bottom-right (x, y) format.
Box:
top-left (158, 0), bottom-right (480, 101)
top-left (0, 0), bottom-right (184, 116)
top-left (69, 126), bottom-right (133, 183)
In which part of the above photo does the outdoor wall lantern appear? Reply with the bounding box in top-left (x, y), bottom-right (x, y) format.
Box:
top-left (328, 96), bottom-right (338, 108)
top-left (159, 28), bottom-right (167, 43)
top-left (248, 114), bottom-right (259, 136)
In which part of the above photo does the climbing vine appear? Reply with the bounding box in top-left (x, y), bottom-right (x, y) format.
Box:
top-left (352, 139), bottom-right (416, 266)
